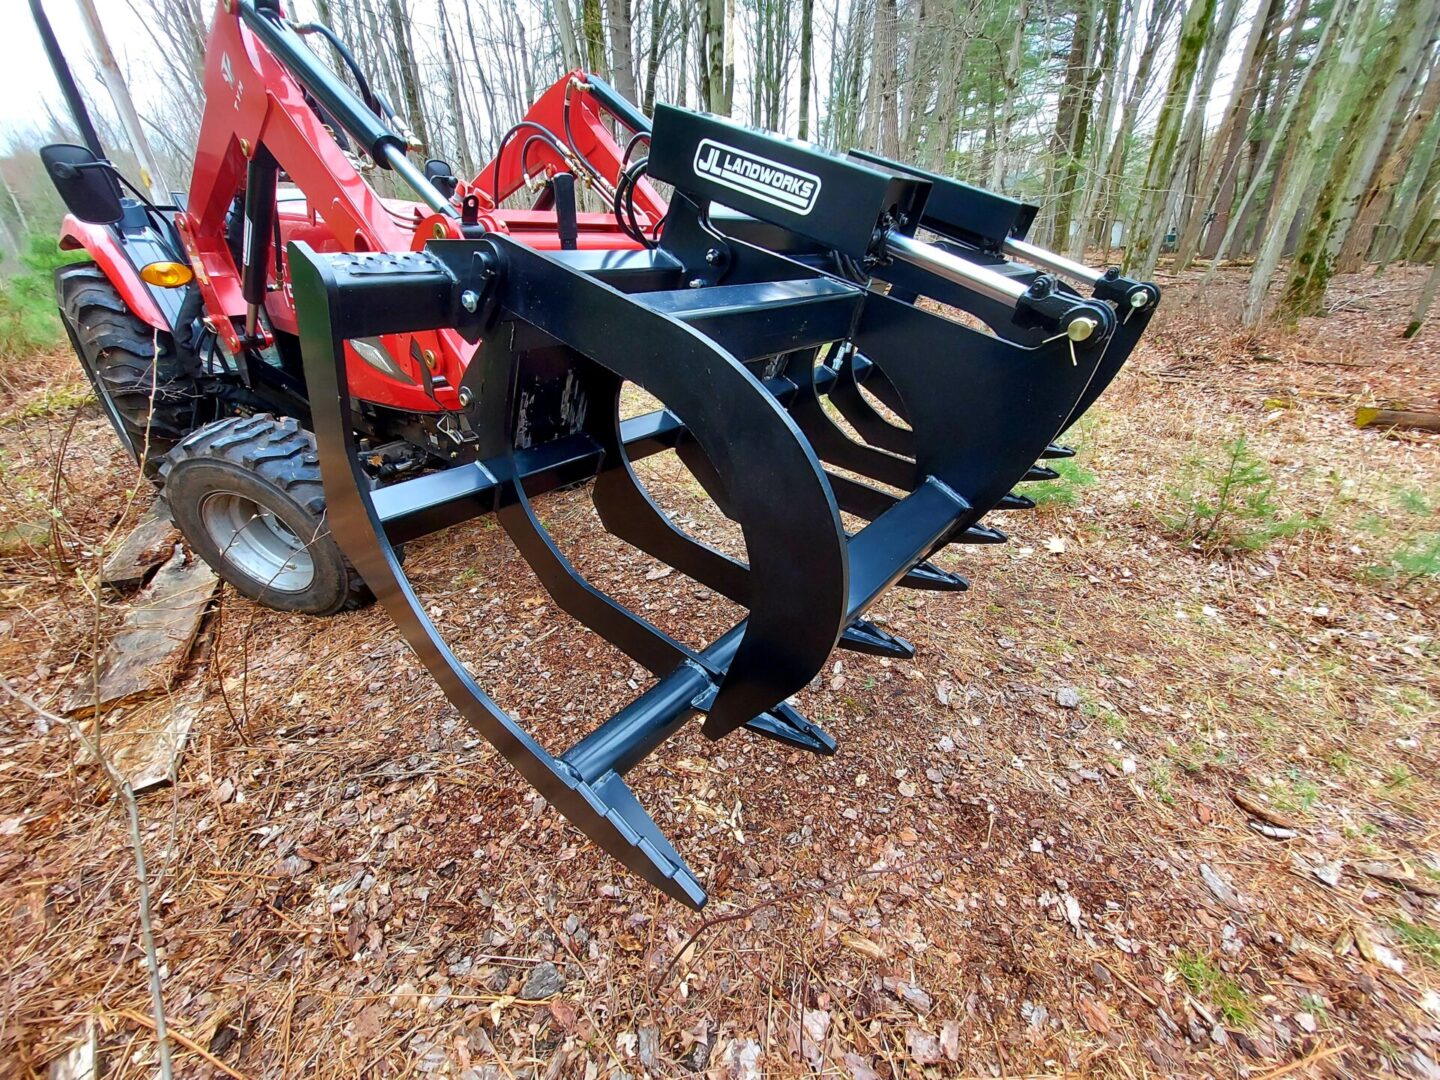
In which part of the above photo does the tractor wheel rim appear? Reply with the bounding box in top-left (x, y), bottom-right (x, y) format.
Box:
top-left (199, 491), bottom-right (316, 592)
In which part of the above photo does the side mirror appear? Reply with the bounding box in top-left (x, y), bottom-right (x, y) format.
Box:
top-left (424, 158), bottom-right (458, 200)
top-left (40, 143), bottom-right (124, 225)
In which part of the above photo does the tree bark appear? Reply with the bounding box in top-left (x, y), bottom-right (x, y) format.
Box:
top-left (582, 0), bottom-right (607, 72)
top-left (1093, 0), bottom-right (1175, 254)
top-left (1337, 36), bottom-right (1440, 271)
top-left (605, 0), bottom-right (640, 102)
top-left (1280, 0), bottom-right (1429, 318)
top-left (384, 0), bottom-right (432, 153)
top-left (989, 0), bottom-right (1031, 191)
top-left (798, 0), bottom-right (815, 138)
top-left (1045, 0), bottom-right (1099, 251)
top-left (642, 0), bottom-right (671, 115)
top-left (1174, 0), bottom-right (1284, 269)
top-left (555, 0), bottom-right (584, 71)
top-left (1242, 0), bottom-right (1377, 324)
top-left (1127, 0), bottom-right (1217, 279)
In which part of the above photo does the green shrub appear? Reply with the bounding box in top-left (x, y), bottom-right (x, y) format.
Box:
top-left (0, 234), bottom-right (82, 360)
top-left (1164, 436), bottom-right (1313, 552)
top-left (1361, 488), bottom-right (1440, 589)
top-left (1027, 457), bottom-right (1097, 507)
top-left (1175, 951), bottom-right (1254, 1026)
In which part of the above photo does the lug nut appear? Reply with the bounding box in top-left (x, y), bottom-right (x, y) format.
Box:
top-left (460, 290), bottom-right (479, 312)
top-left (1067, 316), bottom-right (1099, 343)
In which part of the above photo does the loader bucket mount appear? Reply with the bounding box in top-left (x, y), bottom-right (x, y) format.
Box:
top-left (290, 106), bottom-right (1158, 908)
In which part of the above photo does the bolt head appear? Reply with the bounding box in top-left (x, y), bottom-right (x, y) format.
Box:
top-left (687, 278), bottom-right (705, 289)
top-left (458, 386), bottom-right (473, 407)
top-left (705, 248), bottom-right (722, 265)
top-left (460, 290), bottom-right (479, 312)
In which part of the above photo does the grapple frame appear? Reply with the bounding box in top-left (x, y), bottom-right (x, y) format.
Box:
top-left (290, 106), bottom-right (1159, 908)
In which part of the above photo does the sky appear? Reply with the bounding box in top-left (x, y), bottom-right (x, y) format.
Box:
top-left (2, 1), bottom-right (144, 147)
top-left (3, 0), bottom-right (1261, 162)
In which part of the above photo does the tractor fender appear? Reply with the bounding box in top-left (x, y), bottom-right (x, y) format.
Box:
top-left (58, 215), bottom-right (168, 331)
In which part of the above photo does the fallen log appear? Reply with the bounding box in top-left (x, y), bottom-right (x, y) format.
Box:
top-left (1354, 407), bottom-right (1440, 433)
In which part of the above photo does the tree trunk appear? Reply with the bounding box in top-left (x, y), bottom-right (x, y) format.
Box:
top-left (703, 0), bottom-right (728, 113)
top-left (989, 0), bottom-right (1030, 191)
top-left (1045, 0), bottom-right (1099, 251)
top-left (1174, 0), bottom-right (1284, 269)
top-left (1242, 0), bottom-right (1377, 324)
top-left (1404, 260), bottom-right (1440, 337)
top-left (798, 0), bottom-right (815, 138)
top-left (1070, 0), bottom-right (1126, 258)
top-left (1378, 106), bottom-right (1440, 268)
top-left (384, 0), bottom-right (432, 152)
top-left (1337, 36), bottom-right (1440, 271)
top-left (1154, 0), bottom-right (1244, 267)
top-left (642, 0), bottom-right (671, 115)
top-left (439, 9), bottom-right (475, 176)
top-left (1093, 0), bottom-right (1175, 253)
top-left (582, 0), bottom-right (607, 72)
top-left (1205, 2), bottom-right (1342, 275)
top-left (1280, 0), bottom-right (1428, 319)
top-left (1126, 0), bottom-right (1217, 279)
top-left (555, 0), bottom-right (584, 71)
top-left (605, 0), bottom-right (640, 102)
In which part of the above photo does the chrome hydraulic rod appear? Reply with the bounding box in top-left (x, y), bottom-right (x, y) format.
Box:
top-left (1002, 237), bottom-right (1103, 287)
top-left (886, 230), bottom-right (1028, 307)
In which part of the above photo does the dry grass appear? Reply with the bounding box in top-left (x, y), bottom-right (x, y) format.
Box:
top-left (0, 265), bottom-right (1437, 1078)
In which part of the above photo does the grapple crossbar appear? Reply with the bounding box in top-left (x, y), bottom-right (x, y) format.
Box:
top-left (290, 107), bottom-right (1158, 908)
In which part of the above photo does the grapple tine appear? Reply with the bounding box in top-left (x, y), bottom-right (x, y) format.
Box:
top-left (825, 346), bottom-right (916, 457)
top-left (290, 246), bottom-right (710, 909)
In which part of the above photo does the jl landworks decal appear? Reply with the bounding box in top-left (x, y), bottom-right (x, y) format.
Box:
top-left (693, 138), bottom-right (822, 216)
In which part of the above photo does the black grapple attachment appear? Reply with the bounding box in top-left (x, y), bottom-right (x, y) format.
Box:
top-left (289, 107), bottom-right (1159, 908)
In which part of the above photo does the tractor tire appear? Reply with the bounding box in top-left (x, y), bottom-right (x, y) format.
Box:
top-left (160, 414), bottom-right (374, 616)
top-left (56, 262), bottom-right (199, 478)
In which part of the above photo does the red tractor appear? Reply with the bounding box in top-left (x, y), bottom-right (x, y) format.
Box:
top-left (35, 0), bottom-right (1158, 906)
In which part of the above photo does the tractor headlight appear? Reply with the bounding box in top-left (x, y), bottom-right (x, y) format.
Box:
top-left (350, 337), bottom-right (416, 384)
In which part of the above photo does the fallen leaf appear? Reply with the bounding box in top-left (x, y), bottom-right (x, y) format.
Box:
top-left (904, 1027), bottom-right (942, 1065)
top-left (939, 1020), bottom-right (960, 1061)
top-left (548, 998), bottom-right (577, 1031)
top-left (882, 976), bottom-right (933, 1013)
top-left (843, 1052), bottom-right (882, 1080)
top-left (1077, 995), bottom-right (1112, 1035)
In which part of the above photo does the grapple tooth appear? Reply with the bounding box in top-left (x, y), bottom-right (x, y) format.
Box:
top-left (839, 618), bottom-right (916, 659)
top-left (744, 703), bottom-right (837, 755)
top-left (996, 492), bottom-right (1037, 510)
top-left (954, 524), bottom-right (1008, 545)
top-left (899, 560), bottom-right (969, 591)
top-left (1042, 443), bottom-right (1076, 459)
top-left (1022, 464), bottom-right (1061, 482)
